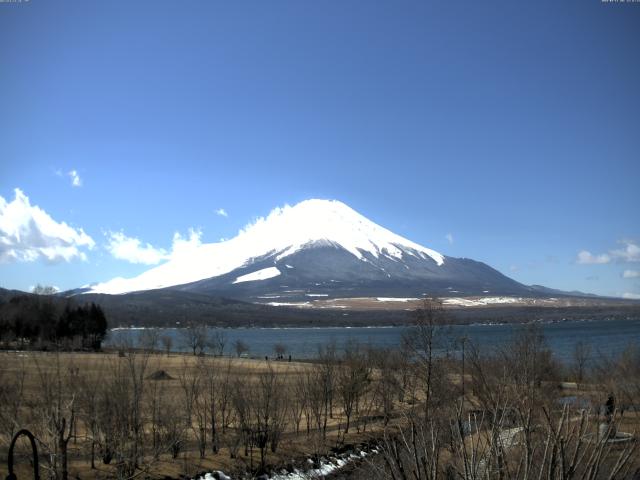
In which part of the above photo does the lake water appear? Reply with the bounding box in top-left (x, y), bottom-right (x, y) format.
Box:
top-left (106, 317), bottom-right (640, 364)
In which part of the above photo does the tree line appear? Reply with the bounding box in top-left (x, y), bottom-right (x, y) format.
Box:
top-left (0, 288), bottom-right (108, 351)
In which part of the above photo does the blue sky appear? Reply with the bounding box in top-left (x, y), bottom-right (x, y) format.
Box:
top-left (1, 0), bottom-right (639, 298)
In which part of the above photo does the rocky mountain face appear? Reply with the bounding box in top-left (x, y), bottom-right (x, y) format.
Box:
top-left (174, 241), bottom-right (533, 302)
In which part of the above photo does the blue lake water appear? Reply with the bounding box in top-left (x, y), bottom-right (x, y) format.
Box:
top-left (106, 317), bottom-right (640, 364)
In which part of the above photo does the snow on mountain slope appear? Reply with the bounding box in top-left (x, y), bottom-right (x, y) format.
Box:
top-left (232, 266), bottom-right (281, 284)
top-left (87, 199), bottom-right (444, 294)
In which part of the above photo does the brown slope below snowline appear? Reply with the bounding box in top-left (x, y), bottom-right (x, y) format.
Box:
top-left (76, 290), bottom-right (640, 327)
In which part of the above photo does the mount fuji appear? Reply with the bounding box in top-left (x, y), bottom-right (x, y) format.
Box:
top-left (82, 199), bottom-right (535, 301)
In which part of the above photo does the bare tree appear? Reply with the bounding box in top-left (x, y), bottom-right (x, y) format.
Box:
top-left (209, 330), bottom-right (226, 356)
top-left (192, 359), bottom-right (209, 458)
top-left (234, 339), bottom-right (249, 357)
top-left (572, 340), bottom-right (591, 384)
top-left (98, 350), bottom-right (151, 478)
top-left (178, 359), bottom-right (200, 431)
top-left (138, 328), bottom-right (159, 352)
top-left (216, 358), bottom-right (234, 434)
top-left (181, 323), bottom-right (207, 356)
top-left (255, 365), bottom-right (288, 467)
top-left (403, 297), bottom-right (448, 421)
top-left (201, 357), bottom-right (220, 453)
top-left (318, 341), bottom-right (337, 421)
top-left (231, 377), bottom-right (252, 462)
top-left (32, 284), bottom-right (59, 295)
top-left (125, 350), bottom-right (150, 474)
top-left (232, 365), bottom-right (289, 472)
top-left (0, 354), bottom-right (26, 441)
top-left (304, 366), bottom-right (331, 439)
top-left (337, 341), bottom-right (371, 433)
top-left (371, 348), bottom-right (399, 426)
top-left (290, 367), bottom-right (308, 435)
top-left (34, 355), bottom-right (78, 480)
top-left (78, 358), bottom-right (107, 469)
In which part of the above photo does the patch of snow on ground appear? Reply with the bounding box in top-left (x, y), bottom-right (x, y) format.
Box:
top-left (478, 296), bottom-right (521, 304)
top-left (233, 267), bottom-right (281, 284)
top-left (443, 296), bottom-right (522, 307)
top-left (198, 471), bottom-right (231, 480)
top-left (376, 297), bottom-right (420, 302)
top-left (442, 298), bottom-right (482, 307)
top-left (269, 450), bottom-right (377, 480)
top-left (266, 301), bottom-right (312, 307)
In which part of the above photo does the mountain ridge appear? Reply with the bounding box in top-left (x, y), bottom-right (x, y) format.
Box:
top-left (68, 199), bottom-right (622, 305)
top-left (86, 199), bottom-right (448, 295)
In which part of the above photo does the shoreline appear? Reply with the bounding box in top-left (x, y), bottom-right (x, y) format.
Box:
top-left (109, 311), bottom-right (640, 331)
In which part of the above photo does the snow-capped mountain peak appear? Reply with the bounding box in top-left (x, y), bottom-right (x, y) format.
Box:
top-left (238, 199), bottom-right (444, 264)
top-left (87, 199), bottom-right (444, 295)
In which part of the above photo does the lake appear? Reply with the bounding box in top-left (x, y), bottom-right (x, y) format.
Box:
top-left (106, 317), bottom-right (640, 364)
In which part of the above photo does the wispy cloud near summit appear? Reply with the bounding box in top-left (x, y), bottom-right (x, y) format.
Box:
top-left (105, 231), bottom-right (169, 265)
top-left (445, 233), bottom-right (454, 245)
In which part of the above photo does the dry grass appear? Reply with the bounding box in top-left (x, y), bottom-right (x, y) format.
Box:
top-left (0, 351), bottom-right (382, 479)
top-left (2, 350), bottom-right (638, 479)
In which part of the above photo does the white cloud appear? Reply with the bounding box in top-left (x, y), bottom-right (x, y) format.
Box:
top-left (215, 208), bottom-right (228, 217)
top-left (0, 188), bottom-right (95, 263)
top-left (509, 265), bottom-right (518, 272)
top-left (611, 240), bottom-right (640, 263)
top-left (68, 170), bottom-right (82, 187)
top-left (105, 228), bottom-right (203, 265)
top-left (105, 231), bottom-right (169, 265)
top-left (577, 240), bottom-right (640, 266)
top-left (445, 233), bottom-right (454, 244)
top-left (623, 269), bottom-right (640, 278)
top-left (576, 250), bottom-right (611, 265)
top-left (622, 292), bottom-right (640, 300)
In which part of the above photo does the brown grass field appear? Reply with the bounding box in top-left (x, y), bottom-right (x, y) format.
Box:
top-left (0, 350), bottom-right (386, 479)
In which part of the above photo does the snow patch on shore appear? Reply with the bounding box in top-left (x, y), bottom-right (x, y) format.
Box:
top-left (376, 297), bottom-right (420, 302)
top-left (443, 296), bottom-right (521, 307)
